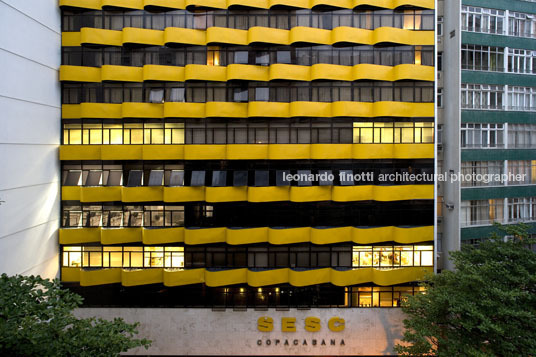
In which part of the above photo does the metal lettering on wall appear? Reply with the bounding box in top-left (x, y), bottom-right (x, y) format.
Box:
top-left (256, 316), bottom-right (346, 347)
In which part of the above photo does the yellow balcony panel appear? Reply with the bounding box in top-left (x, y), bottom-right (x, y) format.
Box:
top-left (332, 185), bottom-right (433, 202)
top-left (268, 227), bottom-right (310, 245)
top-left (59, 0), bottom-right (101, 10)
top-left (397, 0), bottom-right (435, 9)
top-left (290, 186), bottom-right (332, 202)
top-left (185, 227), bottom-right (226, 245)
top-left (206, 102), bottom-right (248, 118)
top-left (311, 0), bottom-right (353, 9)
top-left (375, 185), bottom-right (434, 201)
top-left (122, 187), bottom-right (164, 202)
top-left (163, 269), bottom-right (205, 287)
top-left (102, 0), bottom-right (144, 9)
top-left (80, 268), bottom-right (122, 286)
top-left (79, 103), bottom-right (122, 119)
top-left (101, 145), bottom-right (143, 160)
top-left (289, 268), bottom-right (331, 287)
top-left (62, 32), bottom-right (82, 47)
top-left (122, 268), bottom-right (164, 287)
top-left (101, 228), bottom-right (143, 244)
top-left (59, 228), bottom-right (101, 244)
top-left (205, 268), bottom-right (247, 287)
top-left (311, 226), bottom-right (352, 244)
top-left (374, 27), bottom-right (434, 46)
top-left (311, 64), bottom-right (352, 81)
top-left (62, 104), bottom-right (81, 119)
top-left (143, 227), bottom-right (185, 244)
top-left (80, 187), bottom-right (122, 202)
top-left (101, 65), bottom-right (143, 82)
top-left (269, 64), bottom-right (310, 81)
top-left (143, 65), bottom-right (184, 82)
top-left (122, 27), bottom-right (164, 46)
top-left (60, 145), bottom-right (101, 160)
top-left (164, 102), bottom-right (205, 118)
top-left (227, 227), bottom-right (269, 245)
top-left (143, 145), bottom-right (184, 160)
top-left (247, 26), bottom-right (289, 45)
top-left (122, 102), bottom-right (163, 118)
top-left (374, 102), bottom-right (434, 118)
top-left (394, 225), bottom-right (434, 243)
top-left (394, 143), bottom-right (434, 159)
top-left (228, 0), bottom-right (270, 9)
top-left (352, 226), bottom-right (395, 244)
top-left (164, 186), bottom-right (205, 202)
top-left (352, 64), bottom-right (392, 81)
top-left (61, 267), bottom-right (81, 283)
top-left (60, 65), bottom-right (101, 82)
top-left (62, 186), bottom-right (81, 201)
top-left (332, 101), bottom-right (373, 117)
top-left (207, 27), bottom-right (248, 45)
top-left (80, 28), bottom-right (122, 46)
top-left (290, 102), bottom-right (331, 117)
top-left (311, 144), bottom-right (352, 159)
top-left (353, 0), bottom-right (392, 8)
top-left (351, 226), bottom-right (433, 244)
top-left (332, 186), bottom-right (372, 202)
top-left (144, 0), bottom-right (186, 10)
top-left (184, 64), bottom-right (226, 82)
top-left (164, 27), bottom-right (206, 46)
top-left (226, 144), bottom-right (268, 160)
top-left (269, 144), bottom-right (310, 160)
top-left (248, 268), bottom-right (289, 287)
top-left (248, 102), bottom-right (289, 117)
top-left (185, 0), bottom-right (227, 8)
top-left (184, 145), bottom-right (226, 160)
top-left (227, 64), bottom-right (269, 81)
top-left (373, 266), bottom-right (432, 286)
top-left (351, 144), bottom-right (397, 159)
top-left (248, 186), bottom-right (290, 202)
top-left (330, 268), bottom-right (371, 286)
top-left (394, 64), bottom-right (434, 81)
top-left (269, 0), bottom-right (309, 8)
top-left (331, 27), bottom-right (373, 45)
top-left (205, 187), bottom-right (247, 202)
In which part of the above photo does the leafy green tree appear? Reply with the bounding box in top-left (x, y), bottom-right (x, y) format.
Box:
top-left (0, 274), bottom-right (151, 356)
top-left (395, 223), bottom-right (536, 356)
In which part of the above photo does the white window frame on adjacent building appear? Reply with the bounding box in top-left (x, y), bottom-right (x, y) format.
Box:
top-left (461, 6), bottom-right (505, 34)
top-left (461, 84), bottom-right (504, 110)
top-left (507, 48), bottom-right (536, 74)
top-left (461, 123), bottom-right (504, 148)
top-left (508, 11), bottom-right (536, 38)
top-left (460, 199), bottom-right (505, 227)
top-left (507, 86), bottom-right (536, 111)
top-left (461, 44), bottom-right (505, 72)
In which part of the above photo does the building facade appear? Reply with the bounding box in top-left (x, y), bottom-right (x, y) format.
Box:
top-left (57, 0), bottom-right (435, 354)
top-left (438, 0), bottom-right (536, 261)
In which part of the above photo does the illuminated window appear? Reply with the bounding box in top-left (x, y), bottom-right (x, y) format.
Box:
top-left (403, 10), bottom-right (422, 30)
top-left (207, 46), bottom-right (220, 66)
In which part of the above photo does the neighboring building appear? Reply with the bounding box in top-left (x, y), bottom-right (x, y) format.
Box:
top-left (438, 0), bottom-right (536, 266)
top-left (0, 0), bottom-right (61, 279)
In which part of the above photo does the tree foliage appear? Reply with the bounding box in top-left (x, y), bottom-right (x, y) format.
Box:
top-left (395, 224), bottom-right (536, 356)
top-left (0, 274), bottom-right (151, 357)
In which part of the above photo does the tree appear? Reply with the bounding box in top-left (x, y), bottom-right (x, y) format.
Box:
top-left (395, 224), bottom-right (536, 356)
top-left (0, 274), bottom-right (151, 357)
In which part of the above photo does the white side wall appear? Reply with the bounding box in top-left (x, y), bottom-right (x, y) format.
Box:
top-left (0, 0), bottom-right (61, 278)
top-left (75, 308), bottom-right (406, 356)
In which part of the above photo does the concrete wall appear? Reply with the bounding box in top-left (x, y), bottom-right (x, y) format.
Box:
top-left (439, 0), bottom-right (462, 270)
top-left (76, 308), bottom-right (405, 356)
top-left (0, 0), bottom-right (61, 278)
